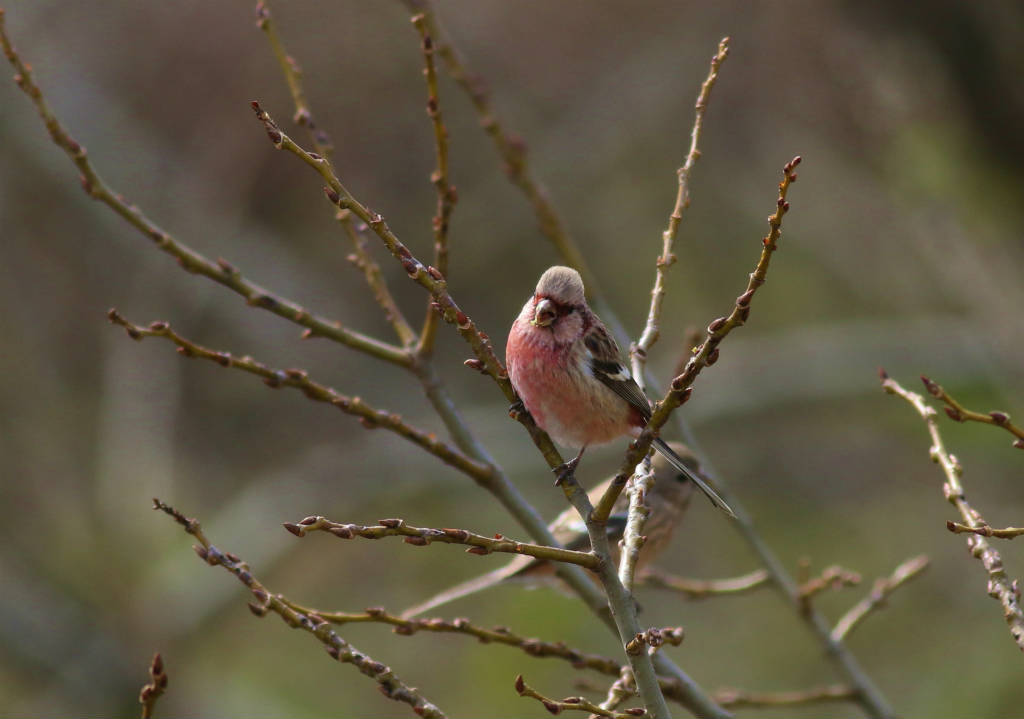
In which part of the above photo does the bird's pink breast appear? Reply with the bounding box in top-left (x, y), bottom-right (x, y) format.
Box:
top-left (506, 319), bottom-right (633, 448)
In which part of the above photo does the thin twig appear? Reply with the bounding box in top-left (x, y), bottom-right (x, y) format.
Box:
top-left (948, 522), bottom-right (1024, 539)
top-left (138, 653), bottom-right (167, 719)
top-left (595, 156), bottom-right (801, 524)
top-left (637, 567), bottom-right (771, 599)
top-left (597, 667), bottom-right (637, 716)
top-left (921, 375), bottom-right (1024, 449)
top-left (831, 555), bottom-right (930, 642)
top-left (797, 564), bottom-right (863, 612)
top-left (515, 675), bottom-right (645, 718)
top-left (0, 14), bottom-right (406, 367)
top-left (338, 210), bottom-right (419, 346)
top-left (881, 371), bottom-right (1024, 652)
top-left (254, 1), bottom-right (333, 159)
top-left (107, 310), bottom-right (487, 480)
top-left (631, 37), bottom-right (730, 390)
top-left (283, 515), bottom-right (600, 569)
top-left (410, 13), bottom-right (456, 357)
top-left (277, 600), bottom-right (623, 676)
top-left (153, 499), bottom-right (447, 718)
top-left (713, 684), bottom-right (857, 709)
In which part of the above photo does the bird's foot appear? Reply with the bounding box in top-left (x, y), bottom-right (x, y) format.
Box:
top-left (553, 447), bottom-right (586, 486)
top-left (508, 400), bottom-right (529, 421)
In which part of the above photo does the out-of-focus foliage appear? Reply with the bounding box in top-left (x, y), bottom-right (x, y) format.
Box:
top-left (1, 1), bottom-right (1022, 717)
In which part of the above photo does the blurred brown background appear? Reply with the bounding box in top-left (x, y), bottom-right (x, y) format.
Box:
top-left (2, 0), bottom-right (1023, 716)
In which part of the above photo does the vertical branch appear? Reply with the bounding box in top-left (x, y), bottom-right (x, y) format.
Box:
top-left (254, 1), bottom-right (334, 159)
top-left (411, 13), bottom-right (457, 357)
top-left (630, 37), bottom-right (730, 392)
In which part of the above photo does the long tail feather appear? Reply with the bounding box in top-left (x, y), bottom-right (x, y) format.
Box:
top-left (653, 438), bottom-right (736, 518)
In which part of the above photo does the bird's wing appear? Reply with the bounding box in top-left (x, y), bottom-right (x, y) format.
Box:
top-left (583, 326), bottom-right (652, 420)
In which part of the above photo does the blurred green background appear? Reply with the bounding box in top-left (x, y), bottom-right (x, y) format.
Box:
top-left (2, 0), bottom-right (1023, 716)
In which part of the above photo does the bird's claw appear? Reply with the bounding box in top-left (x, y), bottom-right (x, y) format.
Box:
top-left (508, 400), bottom-right (528, 421)
top-left (553, 454), bottom-right (582, 486)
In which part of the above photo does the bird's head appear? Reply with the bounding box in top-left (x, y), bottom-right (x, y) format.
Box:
top-left (530, 266), bottom-right (586, 329)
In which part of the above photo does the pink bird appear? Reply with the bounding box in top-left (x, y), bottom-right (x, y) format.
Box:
top-left (506, 265), bottom-right (734, 517)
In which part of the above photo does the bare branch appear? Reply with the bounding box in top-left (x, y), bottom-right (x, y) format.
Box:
top-left (948, 522), bottom-right (1024, 539)
top-left (712, 684), bottom-right (857, 709)
top-left (797, 564), bottom-right (863, 611)
top-left (107, 310), bottom-right (488, 480)
top-left (410, 13), bottom-right (457, 356)
top-left (637, 567), bottom-right (771, 599)
top-left (921, 375), bottom-right (1024, 449)
top-left (138, 653), bottom-right (167, 719)
top-left (152, 499), bottom-right (447, 718)
top-left (632, 37), bottom-right (731, 389)
top-left (831, 555), bottom-right (930, 642)
top-left (277, 600), bottom-right (624, 676)
top-left (882, 371), bottom-right (1024, 651)
top-left (0, 15), bottom-right (406, 367)
top-left (253, 1), bottom-right (334, 158)
top-left (595, 156), bottom-right (801, 525)
top-left (515, 675), bottom-right (645, 719)
top-left (284, 515), bottom-right (600, 569)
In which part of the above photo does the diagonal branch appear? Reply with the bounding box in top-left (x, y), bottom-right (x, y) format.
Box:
top-left (631, 36), bottom-right (731, 390)
top-left (275, 601), bottom-right (624, 676)
top-left (0, 13), bottom-right (407, 367)
top-left (153, 499), bottom-right (447, 719)
top-left (831, 555), bottom-right (930, 643)
top-left (107, 310), bottom-right (488, 480)
top-left (881, 371), bottom-right (1024, 652)
top-left (921, 375), bottom-right (1024, 449)
top-left (283, 515), bottom-right (599, 569)
top-left (515, 675), bottom-right (643, 719)
top-left (595, 156), bottom-right (801, 524)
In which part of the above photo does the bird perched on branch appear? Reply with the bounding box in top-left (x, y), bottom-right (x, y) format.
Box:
top-left (505, 265), bottom-right (734, 517)
top-left (402, 446), bottom-right (697, 618)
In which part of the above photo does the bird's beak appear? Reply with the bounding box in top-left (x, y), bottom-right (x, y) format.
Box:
top-left (531, 298), bottom-right (557, 327)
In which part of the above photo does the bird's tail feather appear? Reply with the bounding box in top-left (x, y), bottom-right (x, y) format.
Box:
top-left (400, 555), bottom-right (535, 619)
top-left (653, 438), bottom-right (736, 518)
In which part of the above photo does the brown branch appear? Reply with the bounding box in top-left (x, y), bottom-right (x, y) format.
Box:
top-left (253, 1), bottom-right (333, 159)
top-left (881, 371), bottom-right (1024, 651)
top-left (797, 564), bottom-right (863, 611)
top-left (831, 555), bottom-right (930, 642)
top-left (595, 156), bottom-right (801, 524)
top-left (152, 499), bottom-right (446, 718)
top-left (921, 375), bottom-right (1024, 449)
top-left (712, 684), bottom-right (857, 709)
top-left (0, 14), bottom-right (407, 367)
top-left (515, 675), bottom-right (645, 718)
top-left (632, 37), bottom-right (730, 388)
top-left (637, 567), bottom-right (771, 599)
top-left (948, 521), bottom-right (1024, 539)
top-left (338, 210), bottom-right (419, 347)
top-left (597, 667), bottom-right (638, 716)
top-left (138, 653), bottom-right (167, 719)
top-left (276, 600), bottom-right (623, 676)
top-left (283, 515), bottom-right (600, 569)
top-left (107, 310), bottom-right (488, 480)
top-left (398, 2), bottom-right (608, 306)
top-left (410, 13), bottom-right (457, 357)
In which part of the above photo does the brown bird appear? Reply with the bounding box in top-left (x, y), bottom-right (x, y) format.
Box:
top-left (401, 443), bottom-right (699, 618)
